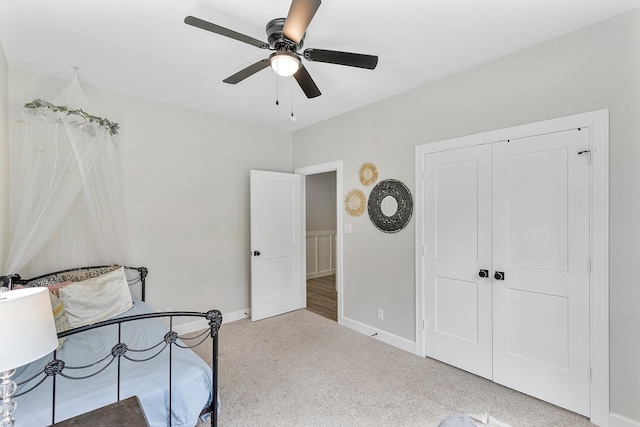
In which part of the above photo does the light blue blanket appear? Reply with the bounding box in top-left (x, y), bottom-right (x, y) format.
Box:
top-left (13, 301), bottom-right (213, 426)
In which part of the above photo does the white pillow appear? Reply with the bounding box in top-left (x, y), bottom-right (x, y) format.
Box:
top-left (58, 266), bottom-right (133, 328)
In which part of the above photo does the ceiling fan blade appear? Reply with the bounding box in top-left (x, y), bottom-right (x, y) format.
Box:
top-left (293, 65), bottom-right (321, 98)
top-left (223, 59), bottom-right (271, 84)
top-left (185, 16), bottom-right (269, 49)
top-left (282, 0), bottom-right (321, 44)
top-left (303, 48), bottom-right (378, 70)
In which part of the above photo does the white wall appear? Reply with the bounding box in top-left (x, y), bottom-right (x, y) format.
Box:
top-left (6, 69), bottom-right (293, 319)
top-left (292, 8), bottom-right (640, 424)
top-left (0, 42), bottom-right (8, 275)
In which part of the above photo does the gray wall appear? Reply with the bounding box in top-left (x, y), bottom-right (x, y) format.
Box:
top-left (4, 69), bottom-right (293, 318)
top-left (292, 8), bottom-right (640, 423)
top-left (305, 171), bottom-right (336, 232)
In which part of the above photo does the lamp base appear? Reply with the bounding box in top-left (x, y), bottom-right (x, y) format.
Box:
top-left (0, 369), bottom-right (16, 427)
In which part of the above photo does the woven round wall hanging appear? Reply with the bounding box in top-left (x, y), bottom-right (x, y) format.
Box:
top-left (359, 162), bottom-right (378, 186)
top-left (344, 189), bottom-right (367, 217)
top-left (367, 179), bottom-right (413, 233)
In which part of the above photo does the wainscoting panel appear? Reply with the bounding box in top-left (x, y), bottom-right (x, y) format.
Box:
top-left (306, 230), bottom-right (336, 279)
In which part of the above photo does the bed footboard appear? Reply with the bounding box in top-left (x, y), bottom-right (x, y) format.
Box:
top-left (15, 309), bottom-right (222, 426)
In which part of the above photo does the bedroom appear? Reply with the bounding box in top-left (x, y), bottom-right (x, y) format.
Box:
top-left (0, 2), bottom-right (639, 427)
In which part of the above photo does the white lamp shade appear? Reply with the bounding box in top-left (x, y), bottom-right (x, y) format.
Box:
top-left (0, 287), bottom-right (58, 372)
top-left (269, 52), bottom-right (301, 77)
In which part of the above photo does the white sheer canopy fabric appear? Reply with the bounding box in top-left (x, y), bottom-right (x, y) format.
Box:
top-left (5, 77), bottom-right (129, 276)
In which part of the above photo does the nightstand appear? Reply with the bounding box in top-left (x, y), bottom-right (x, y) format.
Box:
top-left (52, 395), bottom-right (149, 426)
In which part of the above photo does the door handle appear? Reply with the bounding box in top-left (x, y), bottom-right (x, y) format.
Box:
top-left (253, 251), bottom-right (261, 256)
top-left (478, 269), bottom-right (489, 278)
top-left (494, 271), bottom-right (505, 281)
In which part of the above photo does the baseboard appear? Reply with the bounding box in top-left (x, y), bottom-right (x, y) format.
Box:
top-left (173, 308), bottom-right (251, 335)
top-left (342, 316), bottom-right (416, 354)
top-left (222, 308), bottom-right (252, 324)
top-left (610, 413), bottom-right (640, 427)
top-left (306, 270), bottom-right (337, 280)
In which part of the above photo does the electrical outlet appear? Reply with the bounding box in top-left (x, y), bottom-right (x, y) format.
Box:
top-left (377, 308), bottom-right (384, 320)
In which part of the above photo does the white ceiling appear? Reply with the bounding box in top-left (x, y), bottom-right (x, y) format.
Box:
top-left (1, 0), bottom-right (638, 132)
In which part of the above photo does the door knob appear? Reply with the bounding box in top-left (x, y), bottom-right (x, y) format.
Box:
top-left (494, 271), bottom-right (505, 281)
top-left (253, 251), bottom-right (261, 256)
top-left (478, 269), bottom-right (489, 278)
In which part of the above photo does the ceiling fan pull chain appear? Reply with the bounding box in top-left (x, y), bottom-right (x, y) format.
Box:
top-left (275, 74), bottom-right (280, 105)
top-left (290, 81), bottom-right (299, 123)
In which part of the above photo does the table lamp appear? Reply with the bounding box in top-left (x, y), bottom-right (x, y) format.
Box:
top-left (0, 287), bottom-right (58, 427)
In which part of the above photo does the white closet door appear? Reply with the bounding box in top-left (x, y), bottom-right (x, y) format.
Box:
top-left (492, 129), bottom-right (591, 415)
top-left (424, 145), bottom-right (493, 379)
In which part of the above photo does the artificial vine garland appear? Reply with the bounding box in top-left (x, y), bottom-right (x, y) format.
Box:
top-left (24, 98), bottom-right (120, 136)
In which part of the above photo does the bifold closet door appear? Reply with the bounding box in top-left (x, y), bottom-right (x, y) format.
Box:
top-left (492, 129), bottom-right (591, 416)
top-left (424, 145), bottom-right (493, 379)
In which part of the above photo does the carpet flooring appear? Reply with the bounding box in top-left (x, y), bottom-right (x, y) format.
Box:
top-left (192, 309), bottom-right (594, 427)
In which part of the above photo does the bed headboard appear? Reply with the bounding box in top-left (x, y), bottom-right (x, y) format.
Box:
top-left (0, 266), bottom-right (148, 301)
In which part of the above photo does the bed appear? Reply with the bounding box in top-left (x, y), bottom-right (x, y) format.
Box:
top-left (0, 265), bottom-right (221, 427)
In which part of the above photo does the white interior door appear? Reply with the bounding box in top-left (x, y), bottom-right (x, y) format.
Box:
top-left (250, 170), bottom-right (304, 321)
top-left (492, 129), bottom-right (591, 415)
top-left (422, 129), bottom-right (590, 416)
top-left (417, 110), bottom-right (608, 424)
top-left (424, 145), bottom-right (493, 379)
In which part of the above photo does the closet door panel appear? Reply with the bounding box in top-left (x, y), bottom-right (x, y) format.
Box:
top-left (424, 145), bottom-right (492, 379)
top-left (492, 129), bottom-right (590, 416)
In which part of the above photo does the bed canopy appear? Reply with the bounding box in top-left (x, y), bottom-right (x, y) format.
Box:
top-left (5, 76), bottom-right (129, 276)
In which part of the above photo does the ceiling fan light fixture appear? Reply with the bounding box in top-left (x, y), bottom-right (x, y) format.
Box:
top-left (269, 51), bottom-right (301, 77)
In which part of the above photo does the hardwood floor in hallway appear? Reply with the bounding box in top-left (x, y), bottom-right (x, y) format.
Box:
top-left (306, 275), bottom-right (337, 321)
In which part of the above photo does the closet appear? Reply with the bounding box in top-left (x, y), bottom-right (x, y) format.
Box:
top-left (416, 126), bottom-right (593, 416)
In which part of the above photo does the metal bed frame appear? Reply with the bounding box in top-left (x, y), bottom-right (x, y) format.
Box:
top-left (1, 266), bottom-right (222, 427)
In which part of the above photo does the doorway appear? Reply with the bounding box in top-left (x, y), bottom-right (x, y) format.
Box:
top-left (295, 161), bottom-right (344, 325)
top-left (304, 171), bottom-right (337, 321)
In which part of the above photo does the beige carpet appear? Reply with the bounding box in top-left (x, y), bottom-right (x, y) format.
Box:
top-left (192, 309), bottom-right (594, 427)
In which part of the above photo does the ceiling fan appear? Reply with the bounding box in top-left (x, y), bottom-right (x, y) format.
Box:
top-left (184, 0), bottom-right (378, 99)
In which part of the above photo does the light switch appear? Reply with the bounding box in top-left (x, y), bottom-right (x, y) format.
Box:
top-left (344, 224), bottom-right (353, 233)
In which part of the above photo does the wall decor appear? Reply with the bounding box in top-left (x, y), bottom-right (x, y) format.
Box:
top-left (24, 98), bottom-right (120, 136)
top-left (359, 162), bottom-right (378, 186)
top-left (344, 189), bottom-right (367, 217)
top-left (367, 179), bottom-right (413, 233)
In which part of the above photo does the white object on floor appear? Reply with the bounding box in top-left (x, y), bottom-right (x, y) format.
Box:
top-left (437, 412), bottom-right (512, 427)
top-left (468, 412), bottom-right (511, 426)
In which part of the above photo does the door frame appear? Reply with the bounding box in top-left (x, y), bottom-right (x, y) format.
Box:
top-left (414, 110), bottom-right (609, 426)
top-left (295, 161), bottom-right (344, 326)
